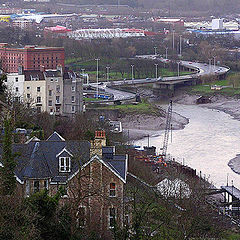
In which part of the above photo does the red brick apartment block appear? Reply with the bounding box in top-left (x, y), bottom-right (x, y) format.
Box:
top-left (0, 43), bottom-right (65, 73)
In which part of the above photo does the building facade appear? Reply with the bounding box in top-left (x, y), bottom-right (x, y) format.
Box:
top-left (5, 67), bottom-right (83, 115)
top-left (0, 44), bottom-right (65, 73)
top-left (0, 131), bottom-right (128, 236)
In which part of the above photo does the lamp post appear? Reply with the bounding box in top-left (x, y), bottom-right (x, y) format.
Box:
top-left (213, 56), bottom-right (216, 69)
top-left (179, 35), bottom-right (182, 56)
top-left (165, 47), bottom-right (168, 59)
top-left (131, 65), bottom-right (134, 81)
top-left (172, 29), bottom-right (175, 52)
top-left (106, 66), bottom-right (110, 82)
top-left (155, 63), bottom-right (158, 79)
top-left (154, 46), bottom-right (157, 56)
top-left (177, 62), bottom-right (180, 77)
top-left (95, 58), bottom-right (100, 98)
top-left (208, 59), bottom-right (211, 72)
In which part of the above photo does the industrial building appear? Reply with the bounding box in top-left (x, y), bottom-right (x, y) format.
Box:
top-left (0, 44), bottom-right (65, 73)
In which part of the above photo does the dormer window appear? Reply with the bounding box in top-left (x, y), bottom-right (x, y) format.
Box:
top-left (59, 157), bottom-right (71, 172)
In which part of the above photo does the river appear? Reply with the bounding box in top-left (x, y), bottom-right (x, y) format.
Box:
top-left (135, 104), bottom-right (240, 189)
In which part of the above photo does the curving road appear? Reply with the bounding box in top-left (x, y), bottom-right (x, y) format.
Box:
top-left (89, 55), bottom-right (230, 101)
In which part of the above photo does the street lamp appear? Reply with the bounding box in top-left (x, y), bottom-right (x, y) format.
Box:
top-left (177, 62), bottom-right (180, 77)
top-left (106, 66), bottom-right (110, 82)
top-left (172, 29), bottom-right (175, 52)
top-left (213, 56), bottom-right (216, 69)
top-left (208, 59), bottom-right (212, 72)
top-left (131, 65), bottom-right (134, 81)
top-left (179, 35), bottom-right (182, 56)
top-left (154, 63), bottom-right (158, 79)
top-left (165, 47), bottom-right (168, 59)
top-left (154, 46), bottom-right (157, 56)
top-left (95, 58), bottom-right (100, 98)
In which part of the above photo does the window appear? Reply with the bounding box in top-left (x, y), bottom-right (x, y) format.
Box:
top-left (49, 90), bottom-right (52, 96)
top-left (27, 93), bottom-right (30, 98)
top-left (110, 183), bottom-right (116, 197)
top-left (15, 77), bottom-right (18, 82)
top-left (37, 96), bottom-right (41, 103)
top-left (56, 96), bottom-right (60, 104)
top-left (76, 206), bottom-right (86, 227)
top-left (71, 96), bottom-right (75, 103)
top-left (59, 157), bottom-right (71, 172)
top-left (56, 85), bottom-right (60, 93)
top-left (15, 87), bottom-right (19, 92)
top-left (37, 86), bottom-right (40, 92)
top-left (33, 181), bottom-right (40, 193)
top-left (25, 180), bottom-right (30, 196)
top-left (44, 180), bottom-right (48, 190)
top-left (48, 100), bottom-right (52, 106)
top-left (27, 86), bottom-right (30, 90)
top-left (71, 106), bottom-right (75, 113)
top-left (37, 106), bottom-right (41, 113)
top-left (72, 86), bottom-right (75, 92)
top-left (55, 78), bottom-right (58, 82)
top-left (56, 106), bottom-right (60, 112)
top-left (50, 78), bottom-right (53, 82)
top-left (109, 208), bottom-right (116, 228)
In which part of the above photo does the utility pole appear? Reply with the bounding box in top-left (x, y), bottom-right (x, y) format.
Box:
top-left (179, 35), bottom-right (182, 56)
top-left (165, 47), bottom-right (168, 59)
top-left (154, 46), bottom-right (157, 56)
top-left (131, 64), bottom-right (134, 80)
top-left (106, 66), bottom-right (110, 82)
top-left (155, 63), bottom-right (158, 79)
top-left (95, 58), bottom-right (100, 98)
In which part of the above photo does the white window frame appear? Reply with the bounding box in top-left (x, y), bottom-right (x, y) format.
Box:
top-left (37, 86), bottom-right (41, 92)
top-left (56, 96), bottom-right (60, 104)
top-left (109, 207), bottom-right (116, 228)
top-left (72, 86), bottom-right (76, 92)
top-left (71, 96), bottom-right (75, 103)
top-left (59, 157), bottom-right (71, 172)
top-left (109, 182), bottom-right (116, 197)
top-left (71, 105), bottom-right (75, 113)
top-left (37, 96), bottom-right (41, 103)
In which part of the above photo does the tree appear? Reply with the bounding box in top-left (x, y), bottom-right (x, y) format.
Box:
top-left (0, 116), bottom-right (17, 195)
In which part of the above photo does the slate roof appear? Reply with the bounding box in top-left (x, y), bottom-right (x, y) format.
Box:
top-left (44, 70), bottom-right (62, 78)
top-left (0, 132), bottom-right (128, 184)
top-left (24, 70), bottom-right (45, 81)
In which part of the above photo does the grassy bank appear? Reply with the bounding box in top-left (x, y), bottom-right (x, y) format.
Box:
top-left (89, 101), bottom-right (162, 116)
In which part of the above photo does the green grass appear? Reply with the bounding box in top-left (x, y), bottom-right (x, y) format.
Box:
top-left (95, 101), bottom-right (161, 116)
top-left (189, 78), bottom-right (240, 96)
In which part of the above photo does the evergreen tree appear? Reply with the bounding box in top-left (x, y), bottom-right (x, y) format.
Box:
top-left (0, 117), bottom-right (16, 195)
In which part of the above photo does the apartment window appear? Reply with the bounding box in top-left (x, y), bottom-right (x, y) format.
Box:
top-left (59, 157), bottom-right (71, 172)
top-left (37, 86), bottom-right (40, 92)
top-left (37, 96), bottom-right (41, 103)
top-left (56, 106), bottom-right (60, 113)
top-left (109, 208), bottom-right (116, 228)
top-left (33, 180), bottom-right (40, 193)
top-left (55, 78), bottom-right (58, 82)
top-left (50, 78), bottom-right (53, 82)
top-left (48, 100), bottom-right (52, 106)
top-left (76, 206), bottom-right (86, 227)
top-left (71, 96), bottom-right (75, 103)
top-left (27, 86), bottom-right (30, 90)
top-left (72, 86), bottom-right (75, 92)
top-left (56, 96), bottom-right (60, 104)
top-left (56, 85), bottom-right (60, 93)
top-left (27, 93), bottom-right (30, 98)
top-left (109, 183), bottom-right (116, 197)
top-left (15, 77), bottom-right (18, 82)
top-left (49, 90), bottom-right (52, 96)
top-left (15, 87), bottom-right (19, 92)
top-left (71, 106), bottom-right (75, 113)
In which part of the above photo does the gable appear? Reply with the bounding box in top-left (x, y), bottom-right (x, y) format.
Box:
top-left (47, 131), bottom-right (65, 141)
top-left (56, 148), bottom-right (73, 158)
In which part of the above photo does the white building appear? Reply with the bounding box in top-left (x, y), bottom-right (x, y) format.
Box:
top-left (212, 19), bottom-right (224, 30)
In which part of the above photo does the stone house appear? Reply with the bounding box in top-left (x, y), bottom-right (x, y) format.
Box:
top-left (0, 130), bottom-right (127, 235)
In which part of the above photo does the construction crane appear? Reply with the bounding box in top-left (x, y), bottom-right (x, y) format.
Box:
top-left (161, 100), bottom-right (173, 160)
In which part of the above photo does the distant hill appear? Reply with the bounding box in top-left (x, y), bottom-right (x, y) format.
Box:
top-left (55, 0), bottom-right (240, 14)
